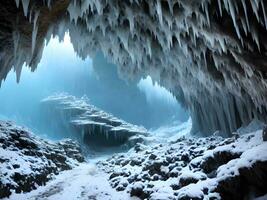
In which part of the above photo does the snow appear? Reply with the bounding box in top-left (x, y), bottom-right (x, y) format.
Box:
top-left (1, 119), bottom-right (267, 199)
top-left (151, 118), bottom-right (192, 140)
top-left (97, 120), bottom-right (267, 199)
top-left (6, 163), bottom-right (132, 200)
top-left (217, 142), bottom-right (267, 177)
top-left (255, 194), bottom-right (267, 200)
top-left (237, 119), bottom-right (265, 135)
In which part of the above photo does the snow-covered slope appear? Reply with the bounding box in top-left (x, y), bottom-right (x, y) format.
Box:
top-left (0, 121), bottom-right (84, 198)
top-left (98, 128), bottom-right (267, 200)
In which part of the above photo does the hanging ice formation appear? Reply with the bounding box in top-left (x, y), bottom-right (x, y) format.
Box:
top-left (1, 0), bottom-right (267, 135)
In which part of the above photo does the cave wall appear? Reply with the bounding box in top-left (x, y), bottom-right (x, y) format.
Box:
top-left (1, 0), bottom-right (267, 135)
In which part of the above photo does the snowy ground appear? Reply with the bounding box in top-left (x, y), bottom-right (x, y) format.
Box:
top-left (96, 120), bottom-right (267, 200)
top-left (1, 120), bottom-right (267, 200)
top-left (5, 163), bottom-right (133, 200)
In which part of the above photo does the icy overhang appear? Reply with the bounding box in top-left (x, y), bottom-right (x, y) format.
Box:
top-left (1, 0), bottom-right (267, 135)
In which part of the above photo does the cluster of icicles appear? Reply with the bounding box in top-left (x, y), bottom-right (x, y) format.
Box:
top-left (5, 0), bottom-right (267, 134)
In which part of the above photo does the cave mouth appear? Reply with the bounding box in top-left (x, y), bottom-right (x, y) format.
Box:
top-left (0, 1), bottom-right (267, 199)
top-left (0, 32), bottom-right (189, 152)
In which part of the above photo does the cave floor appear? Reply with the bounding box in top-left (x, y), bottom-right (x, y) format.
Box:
top-left (1, 120), bottom-right (267, 200)
top-left (6, 163), bottom-right (131, 200)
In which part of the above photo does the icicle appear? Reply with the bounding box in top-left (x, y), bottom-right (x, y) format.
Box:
top-left (228, 0), bottom-right (241, 40)
top-left (47, 0), bottom-right (51, 8)
top-left (218, 0), bottom-right (223, 17)
top-left (260, 0), bottom-right (267, 29)
top-left (156, 0), bottom-right (163, 26)
top-left (94, 0), bottom-right (103, 15)
top-left (241, 0), bottom-right (250, 31)
top-left (16, 65), bottom-right (22, 83)
top-left (204, 2), bottom-right (210, 27)
top-left (251, 25), bottom-right (261, 51)
top-left (32, 10), bottom-right (40, 55)
top-left (218, 37), bottom-right (227, 53)
top-left (250, 0), bottom-right (260, 22)
top-left (22, 0), bottom-right (30, 17)
top-left (15, 0), bottom-right (20, 8)
top-left (222, 0), bottom-right (229, 12)
top-left (240, 17), bottom-right (248, 36)
top-left (82, 127), bottom-right (85, 140)
top-left (167, 0), bottom-right (173, 15)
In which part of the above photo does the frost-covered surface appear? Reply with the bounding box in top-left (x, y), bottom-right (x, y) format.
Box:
top-left (0, 121), bottom-right (84, 198)
top-left (41, 93), bottom-right (148, 146)
top-left (98, 127), bottom-right (267, 200)
top-left (1, 0), bottom-right (267, 134)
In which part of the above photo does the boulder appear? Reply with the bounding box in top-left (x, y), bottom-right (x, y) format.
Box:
top-left (0, 121), bottom-right (84, 198)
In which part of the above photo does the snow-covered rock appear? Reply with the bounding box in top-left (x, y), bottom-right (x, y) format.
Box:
top-left (41, 93), bottom-right (148, 147)
top-left (98, 128), bottom-right (267, 200)
top-left (0, 121), bottom-right (84, 198)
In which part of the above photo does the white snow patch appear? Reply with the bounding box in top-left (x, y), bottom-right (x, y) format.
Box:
top-left (6, 163), bottom-right (132, 200)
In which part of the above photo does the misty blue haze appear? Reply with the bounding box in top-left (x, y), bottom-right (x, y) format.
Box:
top-left (0, 34), bottom-right (188, 139)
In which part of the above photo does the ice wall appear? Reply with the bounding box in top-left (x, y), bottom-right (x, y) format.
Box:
top-left (1, 0), bottom-right (267, 135)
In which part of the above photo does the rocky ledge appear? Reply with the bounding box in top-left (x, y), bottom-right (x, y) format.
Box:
top-left (0, 121), bottom-right (84, 198)
top-left (98, 128), bottom-right (267, 200)
top-left (41, 93), bottom-right (148, 147)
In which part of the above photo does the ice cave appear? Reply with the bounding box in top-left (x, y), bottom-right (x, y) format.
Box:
top-left (0, 0), bottom-right (267, 199)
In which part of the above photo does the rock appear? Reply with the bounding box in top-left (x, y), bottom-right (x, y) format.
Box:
top-left (200, 151), bottom-right (241, 175)
top-left (144, 161), bottom-right (163, 176)
top-left (41, 94), bottom-right (148, 147)
top-left (232, 132), bottom-right (240, 140)
top-left (109, 173), bottom-right (120, 180)
top-left (214, 160), bottom-right (267, 200)
top-left (179, 176), bottom-right (199, 187)
top-left (59, 139), bottom-right (85, 162)
top-left (127, 174), bottom-right (139, 184)
top-left (0, 121), bottom-right (85, 198)
top-left (149, 154), bottom-right (157, 160)
top-left (120, 159), bottom-right (130, 166)
top-left (116, 185), bottom-right (126, 191)
top-left (130, 158), bottom-right (143, 166)
top-left (110, 177), bottom-right (121, 188)
top-left (181, 152), bottom-right (190, 162)
top-left (130, 182), bottom-right (149, 199)
top-left (170, 184), bottom-right (180, 190)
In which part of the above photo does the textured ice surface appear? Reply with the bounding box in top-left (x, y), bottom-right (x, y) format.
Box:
top-left (1, 0), bottom-right (267, 134)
